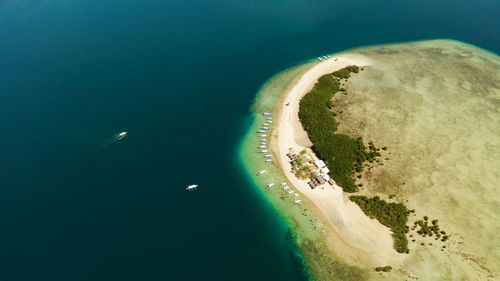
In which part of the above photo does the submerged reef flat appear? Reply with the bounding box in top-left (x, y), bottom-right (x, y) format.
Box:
top-left (334, 40), bottom-right (500, 280)
top-left (242, 39), bottom-right (500, 281)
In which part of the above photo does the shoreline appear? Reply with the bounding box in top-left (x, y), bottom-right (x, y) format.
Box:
top-left (238, 60), bottom-right (372, 280)
top-left (240, 39), bottom-right (500, 280)
top-left (270, 55), bottom-right (399, 265)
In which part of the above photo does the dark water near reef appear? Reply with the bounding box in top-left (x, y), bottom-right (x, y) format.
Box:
top-left (0, 1), bottom-right (498, 280)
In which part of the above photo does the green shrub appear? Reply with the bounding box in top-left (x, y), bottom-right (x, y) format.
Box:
top-left (375, 266), bottom-right (392, 272)
top-left (350, 195), bottom-right (411, 253)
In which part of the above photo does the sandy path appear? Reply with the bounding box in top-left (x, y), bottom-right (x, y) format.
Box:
top-left (272, 55), bottom-right (398, 264)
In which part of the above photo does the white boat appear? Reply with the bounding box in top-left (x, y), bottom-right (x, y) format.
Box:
top-left (267, 121), bottom-right (273, 123)
top-left (267, 118), bottom-right (273, 121)
top-left (118, 131), bottom-right (127, 139)
top-left (263, 112), bottom-right (271, 116)
top-left (263, 123), bottom-right (269, 127)
top-left (259, 145), bottom-right (267, 148)
top-left (293, 200), bottom-right (302, 205)
top-left (265, 159), bottom-right (272, 162)
top-left (261, 150), bottom-right (268, 153)
top-left (257, 170), bottom-right (267, 176)
top-left (260, 134), bottom-right (267, 137)
top-left (288, 190), bottom-right (295, 194)
top-left (282, 186), bottom-right (290, 190)
top-left (281, 182), bottom-right (288, 186)
top-left (186, 184), bottom-right (198, 191)
top-left (258, 130), bottom-right (265, 133)
top-left (262, 127), bottom-right (270, 130)
top-left (293, 193), bottom-right (299, 197)
top-left (264, 154), bottom-right (272, 158)
top-left (266, 182), bottom-right (276, 188)
top-left (317, 57), bottom-right (323, 62)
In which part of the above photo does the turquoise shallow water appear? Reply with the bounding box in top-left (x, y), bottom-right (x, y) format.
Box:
top-left (0, 1), bottom-right (498, 280)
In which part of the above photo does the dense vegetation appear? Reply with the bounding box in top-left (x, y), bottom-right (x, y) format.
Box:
top-left (298, 65), bottom-right (421, 255)
top-left (350, 196), bottom-right (411, 253)
top-left (298, 66), bottom-right (377, 192)
top-left (332, 65), bottom-right (359, 79)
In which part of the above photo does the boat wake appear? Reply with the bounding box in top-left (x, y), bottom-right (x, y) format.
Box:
top-left (98, 131), bottom-right (127, 149)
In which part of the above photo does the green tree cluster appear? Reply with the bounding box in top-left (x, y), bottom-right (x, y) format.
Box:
top-left (412, 217), bottom-right (449, 242)
top-left (332, 65), bottom-right (360, 79)
top-left (350, 196), bottom-right (411, 253)
top-left (375, 266), bottom-right (392, 272)
top-left (298, 67), bottom-right (374, 192)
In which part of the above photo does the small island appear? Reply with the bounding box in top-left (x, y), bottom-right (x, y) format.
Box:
top-left (241, 39), bottom-right (500, 281)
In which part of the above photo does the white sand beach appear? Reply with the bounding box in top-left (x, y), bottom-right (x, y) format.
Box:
top-left (270, 55), bottom-right (399, 264)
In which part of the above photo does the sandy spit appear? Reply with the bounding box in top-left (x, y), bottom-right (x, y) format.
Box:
top-left (270, 55), bottom-right (399, 265)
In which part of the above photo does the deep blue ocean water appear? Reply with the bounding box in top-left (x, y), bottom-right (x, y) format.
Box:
top-left (0, 1), bottom-right (498, 280)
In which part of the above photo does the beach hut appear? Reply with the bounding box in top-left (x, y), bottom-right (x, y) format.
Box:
top-left (315, 160), bottom-right (326, 169)
top-left (320, 173), bottom-right (330, 182)
top-left (316, 175), bottom-right (326, 184)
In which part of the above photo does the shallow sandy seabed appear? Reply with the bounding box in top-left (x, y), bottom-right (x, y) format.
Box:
top-left (242, 39), bottom-right (500, 281)
top-left (335, 39), bottom-right (500, 280)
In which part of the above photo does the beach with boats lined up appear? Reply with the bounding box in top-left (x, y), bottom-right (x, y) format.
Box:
top-left (241, 40), bottom-right (500, 281)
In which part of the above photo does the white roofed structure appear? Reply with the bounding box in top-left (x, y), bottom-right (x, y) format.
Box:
top-left (320, 173), bottom-right (330, 181)
top-left (315, 160), bottom-right (326, 168)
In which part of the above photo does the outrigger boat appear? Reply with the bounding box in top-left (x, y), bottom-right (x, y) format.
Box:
top-left (266, 182), bottom-right (276, 188)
